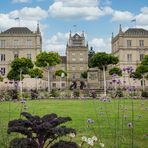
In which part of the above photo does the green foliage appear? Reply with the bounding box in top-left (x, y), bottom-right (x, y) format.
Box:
top-left (141, 54), bottom-right (148, 65)
top-left (135, 54), bottom-right (148, 78)
top-left (11, 58), bottom-right (34, 74)
top-left (29, 68), bottom-right (43, 78)
top-left (81, 71), bottom-right (88, 79)
top-left (55, 70), bottom-right (67, 77)
top-left (0, 75), bottom-right (4, 82)
top-left (50, 89), bottom-right (60, 97)
top-left (130, 71), bottom-right (142, 79)
top-left (90, 52), bottom-right (119, 70)
top-left (7, 69), bottom-right (23, 81)
top-left (141, 91), bottom-right (148, 98)
top-left (35, 51), bottom-right (61, 67)
top-left (73, 90), bottom-right (80, 98)
top-left (115, 88), bottom-right (124, 97)
top-left (8, 112), bottom-right (76, 148)
top-left (7, 58), bottom-right (34, 81)
top-left (109, 67), bottom-right (122, 76)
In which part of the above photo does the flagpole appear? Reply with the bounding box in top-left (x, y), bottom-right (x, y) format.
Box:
top-left (131, 19), bottom-right (136, 28)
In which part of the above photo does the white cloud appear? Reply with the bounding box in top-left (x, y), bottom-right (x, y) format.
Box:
top-left (12, 0), bottom-right (30, 3)
top-left (9, 6), bottom-right (48, 20)
top-left (43, 32), bottom-right (69, 55)
top-left (0, 7), bottom-right (48, 32)
top-left (90, 37), bottom-right (111, 53)
top-left (112, 10), bottom-right (134, 21)
top-left (48, 0), bottom-right (102, 20)
top-left (135, 7), bottom-right (148, 25)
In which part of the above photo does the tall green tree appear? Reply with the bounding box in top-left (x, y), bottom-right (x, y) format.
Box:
top-left (109, 67), bottom-right (122, 76)
top-left (55, 70), bottom-right (67, 77)
top-left (35, 51), bottom-right (61, 91)
top-left (7, 57), bottom-right (34, 99)
top-left (29, 68), bottom-right (43, 78)
top-left (133, 55), bottom-right (148, 90)
top-left (90, 52), bottom-right (119, 96)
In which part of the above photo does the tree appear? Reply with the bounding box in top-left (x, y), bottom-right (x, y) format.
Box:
top-left (55, 70), bottom-right (67, 77)
top-left (11, 58), bottom-right (34, 75)
top-left (90, 52), bottom-right (119, 96)
top-left (35, 52), bottom-right (61, 92)
top-left (7, 58), bottom-right (34, 99)
top-left (8, 112), bottom-right (78, 148)
top-left (133, 55), bottom-right (148, 91)
top-left (109, 67), bottom-right (122, 76)
top-left (29, 68), bottom-right (43, 78)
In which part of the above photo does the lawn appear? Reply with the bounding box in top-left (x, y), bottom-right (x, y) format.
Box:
top-left (0, 99), bottom-right (147, 148)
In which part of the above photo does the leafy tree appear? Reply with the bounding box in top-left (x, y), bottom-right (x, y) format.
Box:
top-left (11, 58), bottom-right (34, 75)
top-left (109, 67), bottom-right (122, 76)
top-left (35, 52), bottom-right (61, 92)
top-left (8, 112), bottom-right (78, 148)
top-left (35, 52), bottom-right (61, 67)
top-left (29, 68), bottom-right (43, 78)
top-left (7, 69), bottom-right (23, 81)
top-left (90, 52), bottom-right (119, 96)
top-left (55, 70), bottom-right (67, 77)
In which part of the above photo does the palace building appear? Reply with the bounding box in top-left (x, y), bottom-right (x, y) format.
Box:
top-left (111, 25), bottom-right (148, 88)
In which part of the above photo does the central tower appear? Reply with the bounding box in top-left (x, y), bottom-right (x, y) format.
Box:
top-left (66, 31), bottom-right (88, 87)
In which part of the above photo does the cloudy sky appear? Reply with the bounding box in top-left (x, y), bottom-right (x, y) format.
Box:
top-left (0, 0), bottom-right (148, 55)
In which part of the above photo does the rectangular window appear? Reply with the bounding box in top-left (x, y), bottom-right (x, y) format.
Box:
top-left (72, 74), bottom-right (76, 79)
top-left (27, 40), bottom-right (32, 48)
top-left (139, 40), bottom-right (144, 47)
top-left (14, 40), bottom-right (19, 47)
top-left (127, 40), bottom-right (132, 47)
top-left (62, 83), bottom-right (65, 87)
top-left (52, 83), bottom-right (56, 87)
top-left (14, 52), bottom-right (19, 59)
top-left (0, 40), bottom-right (5, 48)
top-left (140, 54), bottom-right (144, 61)
top-left (72, 53), bottom-right (75, 56)
top-left (0, 54), bottom-right (5, 61)
top-left (72, 66), bottom-right (76, 70)
top-left (80, 53), bottom-right (83, 56)
top-left (127, 54), bottom-right (132, 62)
top-left (0, 67), bottom-right (5, 75)
top-left (27, 54), bottom-right (32, 60)
top-left (80, 58), bottom-right (83, 61)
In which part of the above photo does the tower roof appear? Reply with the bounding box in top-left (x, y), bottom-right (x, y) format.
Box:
top-left (124, 28), bottom-right (148, 35)
top-left (1, 27), bottom-right (33, 34)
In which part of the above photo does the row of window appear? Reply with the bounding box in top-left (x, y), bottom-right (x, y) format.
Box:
top-left (127, 54), bottom-right (144, 62)
top-left (52, 83), bottom-right (65, 88)
top-left (72, 53), bottom-right (84, 56)
top-left (0, 40), bottom-right (32, 48)
top-left (0, 53), bottom-right (32, 61)
top-left (127, 40), bottom-right (144, 47)
top-left (72, 58), bottom-right (84, 61)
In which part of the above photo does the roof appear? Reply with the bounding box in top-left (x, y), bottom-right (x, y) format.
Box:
top-left (1, 27), bottom-right (33, 34)
top-left (124, 28), bottom-right (148, 35)
top-left (60, 56), bottom-right (66, 63)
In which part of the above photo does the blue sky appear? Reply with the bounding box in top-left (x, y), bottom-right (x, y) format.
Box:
top-left (0, 0), bottom-right (148, 55)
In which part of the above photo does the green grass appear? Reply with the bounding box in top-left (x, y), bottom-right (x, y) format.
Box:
top-left (0, 99), bottom-right (148, 148)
